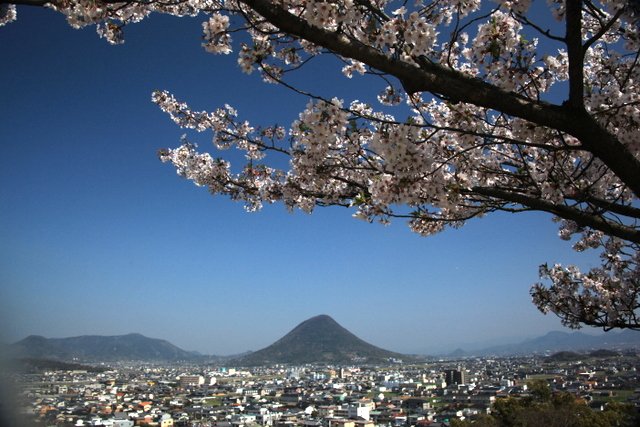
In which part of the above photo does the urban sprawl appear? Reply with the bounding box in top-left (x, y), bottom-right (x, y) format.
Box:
top-left (8, 354), bottom-right (640, 426)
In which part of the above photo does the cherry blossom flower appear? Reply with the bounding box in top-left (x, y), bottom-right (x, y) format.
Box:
top-left (6, 0), bottom-right (640, 330)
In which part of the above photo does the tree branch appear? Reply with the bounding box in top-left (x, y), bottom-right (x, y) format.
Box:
top-left (565, 0), bottom-right (585, 108)
top-left (239, 0), bottom-right (640, 198)
top-left (583, 8), bottom-right (625, 53)
top-left (570, 193), bottom-right (640, 220)
top-left (0, 0), bottom-right (51, 5)
top-left (8, 0), bottom-right (640, 199)
top-left (470, 186), bottom-right (640, 243)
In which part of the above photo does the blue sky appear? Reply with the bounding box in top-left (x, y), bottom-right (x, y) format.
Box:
top-left (0, 6), bottom-right (603, 356)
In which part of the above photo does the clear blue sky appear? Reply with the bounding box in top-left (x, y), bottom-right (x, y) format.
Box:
top-left (0, 7), bottom-right (602, 355)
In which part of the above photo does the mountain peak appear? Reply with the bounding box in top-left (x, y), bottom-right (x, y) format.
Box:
top-left (293, 314), bottom-right (339, 330)
top-left (306, 314), bottom-right (335, 322)
top-left (235, 315), bottom-right (405, 366)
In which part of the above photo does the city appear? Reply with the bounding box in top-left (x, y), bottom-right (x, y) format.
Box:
top-left (6, 351), bottom-right (640, 426)
top-left (3, 2), bottom-right (640, 427)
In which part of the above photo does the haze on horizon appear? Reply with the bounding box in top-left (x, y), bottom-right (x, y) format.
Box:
top-left (0, 8), bottom-right (604, 357)
top-left (8, 313), bottom-right (609, 358)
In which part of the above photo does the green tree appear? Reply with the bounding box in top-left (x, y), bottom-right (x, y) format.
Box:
top-left (525, 379), bottom-right (552, 403)
top-left (457, 382), bottom-right (639, 427)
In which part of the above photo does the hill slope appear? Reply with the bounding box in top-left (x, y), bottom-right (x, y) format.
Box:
top-left (235, 314), bottom-right (406, 365)
top-left (473, 330), bottom-right (640, 356)
top-left (11, 333), bottom-right (198, 362)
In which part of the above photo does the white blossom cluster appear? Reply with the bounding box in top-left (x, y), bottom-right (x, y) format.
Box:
top-left (202, 13), bottom-right (232, 54)
top-left (96, 22), bottom-right (124, 44)
top-left (0, 4), bottom-right (16, 26)
top-left (532, 224), bottom-right (639, 329)
top-left (7, 0), bottom-right (640, 330)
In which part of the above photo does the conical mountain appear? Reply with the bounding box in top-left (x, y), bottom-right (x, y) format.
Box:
top-left (235, 315), bottom-right (406, 365)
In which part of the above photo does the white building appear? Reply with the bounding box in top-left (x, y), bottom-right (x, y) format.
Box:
top-left (179, 375), bottom-right (205, 388)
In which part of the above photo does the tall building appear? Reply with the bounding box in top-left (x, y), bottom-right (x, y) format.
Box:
top-left (444, 368), bottom-right (465, 386)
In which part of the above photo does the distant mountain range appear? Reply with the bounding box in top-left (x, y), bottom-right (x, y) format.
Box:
top-left (544, 349), bottom-right (621, 362)
top-left (9, 315), bottom-right (408, 365)
top-left (448, 330), bottom-right (640, 357)
top-left (10, 333), bottom-right (202, 362)
top-left (235, 314), bottom-right (407, 365)
top-left (10, 318), bottom-right (640, 364)
top-left (12, 358), bottom-right (112, 373)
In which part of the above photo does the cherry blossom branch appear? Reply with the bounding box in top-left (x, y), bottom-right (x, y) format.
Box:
top-left (5, 0), bottom-right (640, 330)
top-left (565, 0), bottom-right (585, 108)
top-left (513, 12), bottom-right (565, 42)
top-left (239, 0), bottom-right (640, 198)
top-left (470, 186), bottom-right (640, 243)
top-left (583, 8), bottom-right (625, 53)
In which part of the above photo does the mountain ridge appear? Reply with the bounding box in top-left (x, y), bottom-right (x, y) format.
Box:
top-left (446, 329), bottom-right (640, 357)
top-left (12, 321), bottom-right (640, 363)
top-left (10, 316), bottom-right (407, 365)
top-left (11, 332), bottom-right (203, 362)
